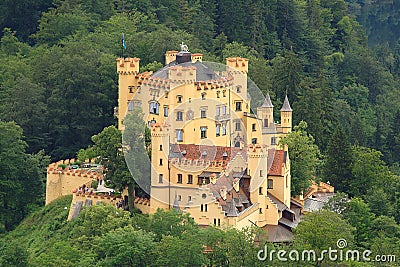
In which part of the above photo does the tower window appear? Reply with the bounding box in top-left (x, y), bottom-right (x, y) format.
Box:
top-left (216, 106), bottom-right (220, 116)
top-left (176, 130), bottom-right (183, 142)
top-left (159, 174), bottom-right (163, 183)
top-left (149, 102), bottom-right (159, 114)
top-left (216, 91), bottom-right (220, 98)
top-left (235, 120), bottom-right (241, 131)
top-left (264, 119), bottom-right (268, 127)
top-left (177, 95), bottom-right (182, 103)
top-left (222, 123), bottom-right (227, 135)
top-left (216, 124), bottom-right (220, 136)
top-left (260, 170), bottom-right (263, 177)
top-left (159, 159), bottom-right (163, 166)
top-left (164, 106), bottom-right (169, 117)
top-left (259, 187), bottom-right (263, 195)
top-left (235, 101), bottom-right (242, 111)
top-left (176, 111), bottom-right (183, 121)
top-left (236, 85), bottom-right (241, 93)
top-left (160, 145), bottom-right (163, 151)
top-left (222, 105), bottom-right (227, 115)
top-left (252, 138), bottom-right (257, 144)
top-left (128, 100), bottom-right (134, 111)
top-left (188, 174), bottom-right (193, 184)
top-left (252, 123), bottom-right (256, 131)
top-left (268, 179), bottom-right (273, 189)
top-left (271, 137), bottom-right (277, 145)
top-left (201, 107), bottom-right (207, 118)
top-left (177, 174), bottom-right (182, 184)
top-left (201, 127), bottom-right (207, 139)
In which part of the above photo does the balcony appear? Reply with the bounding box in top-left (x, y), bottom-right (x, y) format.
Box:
top-left (215, 114), bottom-right (230, 122)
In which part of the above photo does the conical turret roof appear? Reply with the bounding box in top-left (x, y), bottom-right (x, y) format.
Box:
top-left (261, 93), bottom-right (274, 108)
top-left (280, 95), bottom-right (292, 112)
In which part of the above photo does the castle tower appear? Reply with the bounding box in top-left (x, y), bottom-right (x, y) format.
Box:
top-left (247, 144), bottom-right (269, 225)
top-left (257, 93), bottom-right (274, 128)
top-left (226, 57), bottom-right (248, 101)
top-left (150, 123), bottom-right (171, 212)
top-left (165, 50), bottom-right (178, 65)
top-left (116, 57), bottom-right (140, 129)
top-left (280, 95), bottom-right (292, 134)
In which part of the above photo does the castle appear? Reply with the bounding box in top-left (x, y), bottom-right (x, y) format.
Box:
top-left (116, 45), bottom-right (302, 241)
top-left (45, 45), bottom-right (306, 241)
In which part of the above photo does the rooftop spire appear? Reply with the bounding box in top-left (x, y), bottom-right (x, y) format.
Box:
top-left (280, 95), bottom-right (292, 112)
top-left (262, 93), bottom-right (274, 108)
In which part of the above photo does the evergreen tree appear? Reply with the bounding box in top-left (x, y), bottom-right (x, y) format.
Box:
top-left (323, 126), bottom-right (353, 193)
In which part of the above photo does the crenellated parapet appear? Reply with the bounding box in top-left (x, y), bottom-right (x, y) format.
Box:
top-left (150, 122), bottom-right (170, 137)
top-left (247, 144), bottom-right (268, 158)
top-left (116, 57), bottom-right (140, 75)
top-left (45, 159), bottom-right (102, 205)
top-left (226, 57), bottom-right (249, 73)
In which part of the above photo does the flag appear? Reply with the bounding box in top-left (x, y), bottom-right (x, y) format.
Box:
top-left (122, 33), bottom-right (126, 50)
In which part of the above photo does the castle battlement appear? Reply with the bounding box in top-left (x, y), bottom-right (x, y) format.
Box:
top-left (116, 57), bottom-right (140, 75)
top-left (226, 57), bottom-right (249, 73)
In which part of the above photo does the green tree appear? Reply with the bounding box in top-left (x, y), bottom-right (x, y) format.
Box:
top-left (279, 121), bottom-right (321, 195)
top-left (97, 226), bottom-right (155, 267)
top-left (0, 121), bottom-right (43, 231)
top-left (323, 126), bottom-right (353, 193)
top-left (342, 198), bottom-right (374, 246)
top-left (294, 209), bottom-right (354, 265)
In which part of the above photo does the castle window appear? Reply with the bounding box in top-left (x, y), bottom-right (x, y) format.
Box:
top-left (201, 107), bottom-right (207, 118)
top-left (236, 85), bottom-right (241, 93)
top-left (217, 219), bottom-right (220, 226)
top-left (201, 127), bottom-right (207, 139)
top-left (259, 208), bottom-right (263, 214)
top-left (178, 195), bottom-right (182, 201)
top-left (201, 204), bottom-right (204, 212)
top-left (159, 159), bottom-right (163, 166)
top-left (128, 100), bottom-right (134, 111)
top-left (260, 170), bottom-right (263, 177)
top-left (235, 120), bottom-right (241, 131)
top-left (176, 130), bottom-right (183, 142)
top-left (259, 187), bottom-right (263, 195)
top-left (271, 137), bottom-right (277, 145)
top-left (149, 102), bottom-right (159, 114)
top-left (235, 101), bottom-right (242, 111)
top-left (176, 111), bottom-right (183, 121)
top-left (252, 138), bottom-right (257, 144)
top-left (252, 123), bottom-right (256, 131)
top-left (216, 91), bottom-right (220, 98)
top-left (201, 93), bottom-right (206, 100)
top-left (216, 124), bottom-right (220, 136)
top-left (222, 105), bottom-right (227, 115)
top-left (188, 196), bottom-right (192, 201)
top-left (223, 90), bottom-right (226, 97)
top-left (216, 106), bottom-right (220, 116)
top-left (159, 174), bottom-right (163, 183)
top-left (214, 218), bottom-right (217, 225)
top-left (129, 86), bottom-right (134, 93)
top-left (188, 174), bottom-right (193, 184)
top-left (264, 119), bottom-right (268, 127)
top-left (268, 179), bottom-right (273, 189)
top-left (164, 106), bottom-right (169, 117)
top-left (205, 204), bottom-right (208, 212)
top-left (177, 95), bottom-right (182, 103)
top-left (177, 174), bottom-right (183, 184)
top-left (222, 123), bottom-right (227, 135)
top-left (160, 145), bottom-right (163, 151)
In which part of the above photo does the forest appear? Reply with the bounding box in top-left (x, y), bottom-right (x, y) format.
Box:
top-left (0, 0), bottom-right (400, 266)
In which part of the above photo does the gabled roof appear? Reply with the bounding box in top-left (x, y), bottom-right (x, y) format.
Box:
top-left (280, 95), bottom-right (292, 112)
top-left (261, 93), bottom-right (274, 108)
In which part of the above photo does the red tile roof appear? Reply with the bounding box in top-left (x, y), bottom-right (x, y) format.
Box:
top-left (169, 144), bottom-right (247, 165)
top-left (268, 149), bottom-right (286, 176)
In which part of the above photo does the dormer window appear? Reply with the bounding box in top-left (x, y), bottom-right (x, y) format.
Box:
top-left (222, 152), bottom-right (228, 160)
